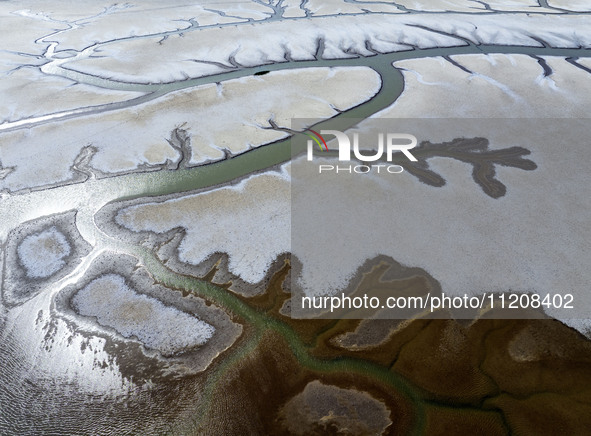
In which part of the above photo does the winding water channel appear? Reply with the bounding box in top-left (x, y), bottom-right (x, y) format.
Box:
top-left (1, 42), bottom-right (591, 434)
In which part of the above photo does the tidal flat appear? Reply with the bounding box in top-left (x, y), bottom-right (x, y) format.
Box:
top-left (1, 0), bottom-right (591, 434)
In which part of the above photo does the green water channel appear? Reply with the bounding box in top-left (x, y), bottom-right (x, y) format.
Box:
top-left (3, 43), bottom-right (591, 434)
top-left (78, 45), bottom-right (589, 434)
top-left (112, 238), bottom-right (427, 435)
top-left (83, 44), bottom-right (591, 201)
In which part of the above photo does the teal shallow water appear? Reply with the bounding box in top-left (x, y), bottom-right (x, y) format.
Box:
top-left (1, 43), bottom-right (591, 435)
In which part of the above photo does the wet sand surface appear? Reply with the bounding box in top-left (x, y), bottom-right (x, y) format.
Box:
top-left (1, 1), bottom-right (591, 434)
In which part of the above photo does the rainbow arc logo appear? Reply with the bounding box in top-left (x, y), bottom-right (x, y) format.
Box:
top-left (304, 129), bottom-right (329, 151)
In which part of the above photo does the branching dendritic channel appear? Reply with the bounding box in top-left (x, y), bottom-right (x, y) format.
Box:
top-left (1, 2), bottom-right (591, 435)
top-left (0, 0), bottom-right (591, 196)
top-left (406, 137), bottom-right (537, 198)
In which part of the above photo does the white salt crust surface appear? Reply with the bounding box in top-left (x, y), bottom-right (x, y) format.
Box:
top-left (114, 53), bottom-right (591, 299)
top-left (395, 0), bottom-right (546, 12)
top-left (547, 0), bottom-right (591, 11)
top-left (289, 129), bottom-right (588, 301)
top-left (57, 13), bottom-right (591, 84)
top-left (0, 67), bottom-right (379, 192)
top-left (71, 274), bottom-right (215, 355)
top-left (0, 1), bottom-right (247, 53)
top-left (116, 169), bottom-right (291, 285)
top-left (16, 226), bottom-right (71, 279)
top-left (114, 55), bottom-right (591, 331)
top-left (0, 14), bottom-right (66, 54)
top-left (299, 0), bottom-right (405, 15)
top-left (44, 4), bottom-right (264, 51)
top-left (0, 67), bottom-right (141, 124)
top-left (385, 54), bottom-right (591, 118)
top-left (115, 129), bottom-right (589, 312)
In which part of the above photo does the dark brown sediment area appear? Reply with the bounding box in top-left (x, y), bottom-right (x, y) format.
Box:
top-left (197, 329), bottom-right (415, 435)
top-left (89, 191), bottom-right (591, 433)
top-left (205, 260), bottom-right (591, 435)
top-left (2, 8), bottom-right (591, 433)
top-left (3, 213), bottom-right (590, 434)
